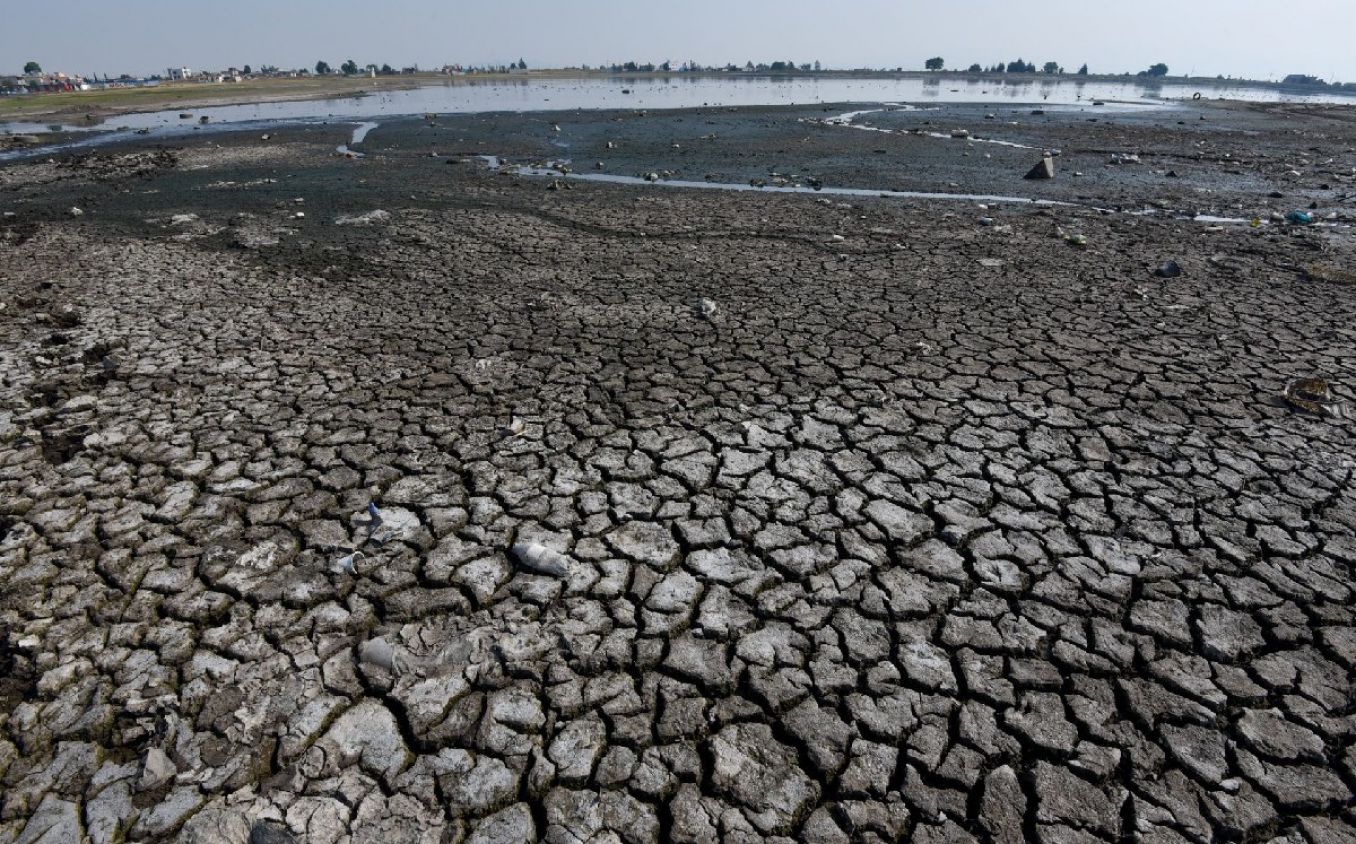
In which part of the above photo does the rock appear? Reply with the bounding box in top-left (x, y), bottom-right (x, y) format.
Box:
top-left (16, 795), bottom-right (82, 844)
top-left (709, 723), bottom-right (820, 834)
top-left (138, 747), bottom-right (176, 791)
top-left (1025, 155), bottom-right (1056, 180)
top-left (510, 541), bottom-right (570, 577)
top-left (1236, 709), bottom-right (1325, 762)
top-left (980, 765), bottom-right (1026, 844)
top-left (865, 499), bottom-right (933, 544)
top-left (178, 804), bottom-right (251, 844)
top-left (249, 820), bottom-right (297, 844)
top-left (466, 804), bottom-right (535, 844)
top-left (312, 700), bottom-right (410, 782)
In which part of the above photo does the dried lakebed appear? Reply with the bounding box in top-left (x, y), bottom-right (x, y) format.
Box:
top-left (0, 101), bottom-right (1354, 844)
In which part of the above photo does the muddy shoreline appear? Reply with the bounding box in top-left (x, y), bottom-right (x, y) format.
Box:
top-left (1, 101), bottom-right (1354, 843)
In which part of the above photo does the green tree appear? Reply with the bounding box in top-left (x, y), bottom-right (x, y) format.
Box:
top-left (925, 57), bottom-right (944, 71)
top-left (381, 63), bottom-right (394, 75)
top-left (340, 59), bottom-right (359, 75)
top-left (1077, 64), bottom-right (1089, 75)
top-left (1043, 61), bottom-right (1060, 74)
top-left (242, 64), bottom-right (252, 74)
top-left (967, 63), bottom-right (983, 73)
top-left (315, 61), bottom-right (331, 75)
top-left (1145, 63), bottom-right (1169, 77)
top-left (518, 58), bottom-right (528, 70)
top-left (24, 61), bottom-right (41, 74)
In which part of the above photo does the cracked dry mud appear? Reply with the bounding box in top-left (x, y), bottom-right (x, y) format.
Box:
top-left (1, 102), bottom-right (1355, 844)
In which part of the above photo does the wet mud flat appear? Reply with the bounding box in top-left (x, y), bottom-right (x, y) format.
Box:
top-left (0, 102), bottom-right (1354, 843)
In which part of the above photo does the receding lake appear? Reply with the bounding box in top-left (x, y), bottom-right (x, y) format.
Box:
top-left (3, 74), bottom-right (1352, 138)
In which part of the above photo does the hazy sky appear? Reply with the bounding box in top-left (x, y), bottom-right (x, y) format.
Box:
top-left (4, 0), bottom-right (1353, 81)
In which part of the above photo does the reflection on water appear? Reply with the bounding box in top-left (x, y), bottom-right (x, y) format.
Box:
top-left (2, 74), bottom-right (1352, 138)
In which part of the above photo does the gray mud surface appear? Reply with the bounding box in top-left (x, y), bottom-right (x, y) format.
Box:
top-left (1, 100), bottom-right (1355, 843)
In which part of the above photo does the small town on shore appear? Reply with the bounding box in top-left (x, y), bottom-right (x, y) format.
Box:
top-left (4, 55), bottom-right (1352, 101)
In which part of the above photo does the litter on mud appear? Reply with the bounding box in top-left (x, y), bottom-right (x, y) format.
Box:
top-left (1283, 377), bottom-right (1339, 416)
top-left (510, 541), bottom-right (570, 577)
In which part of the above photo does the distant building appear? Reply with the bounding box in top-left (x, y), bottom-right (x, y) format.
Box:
top-left (167, 67), bottom-right (192, 81)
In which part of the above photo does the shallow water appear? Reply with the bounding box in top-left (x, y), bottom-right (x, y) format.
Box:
top-left (2, 74), bottom-right (1351, 138)
top-left (484, 157), bottom-right (1314, 227)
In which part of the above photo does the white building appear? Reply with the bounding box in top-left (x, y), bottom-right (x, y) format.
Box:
top-left (167, 67), bottom-right (192, 81)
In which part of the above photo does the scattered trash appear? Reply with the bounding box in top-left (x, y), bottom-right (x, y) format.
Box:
top-left (551, 123), bottom-right (561, 132)
top-left (261, 134), bottom-right (271, 141)
top-left (332, 551), bottom-right (365, 575)
top-left (169, 213), bottom-right (198, 226)
top-left (696, 297), bottom-right (719, 318)
top-left (293, 211), bottom-right (305, 219)
top-left (1024, 155), bottom-right (1056, 180)
top-left (978, 217), bottom-right (996, 226)
top-left (1155, 260), bottom-right (1183, 278)
top-left (1066, 233), bottom-right (1088, 248)
top-left (1109, 153), bottom-right (1141, 165)
top-left (643, 172), bottom-right (660, 182)
top-left (334, 210), bottom-right (391, 226)
top-left (68, 207), bottom-right (84, 217)
top-left (829, 234), bottom-right (846, 242)
top-left (366, 502), bottom-right (383, 529)
top-left (510, 542), bottom-right (569, 577)
top-left (359, 637), bottom-right (407, 675)
top-left (1250, 217), bottom-right (1262, 228)
top-left (950, 129), bottom-right (971, 139)
top-left (1283, 377), bottom-right (1338, 416)
top-left (501, 416), bottom-right (527, 437)
top-left (1285, 211), bottom-right (1314, 225)
top-left (199, 116), bottom-right (210, 124)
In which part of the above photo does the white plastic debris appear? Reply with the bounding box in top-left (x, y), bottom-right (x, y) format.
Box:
top-left (68, 207), bottom-right (84, 217)
top-left (510, 542), bottom-right (569, 577)
top-left (697, 297), bottom-right (718, 318)
top-left (334, 210), bottom-right (391, 226)
top-left (332, 551), bottom-right (364, 575)
top-left (359, 636), bottom-right (407, 675)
